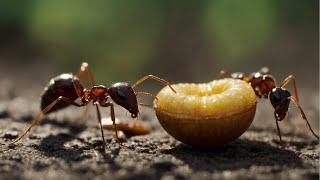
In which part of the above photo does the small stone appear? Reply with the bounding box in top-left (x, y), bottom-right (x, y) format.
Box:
top-left (89, 138), bottom-right (104, 148)
top-left (136, 147), bottom-right (152, 153)
top-left (151, 159), bottom-right (176, 171)
top-left (3, 131), bottom-right (19, 139)
top-left (29, 134), bottom-right (40, 139)
top-left (0, 102), bottom-right (9, 118)
top-left (8, 155), bottom-right (22, 162)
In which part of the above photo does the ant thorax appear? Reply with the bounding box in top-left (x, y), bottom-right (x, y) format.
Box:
top-left (90, 86), bottom-right (108, 103)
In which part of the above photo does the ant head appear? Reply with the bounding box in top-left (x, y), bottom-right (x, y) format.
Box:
top-left (108, 82), bottom-right (139, 118)
top-left (269, 87), bottom-right (291, 120)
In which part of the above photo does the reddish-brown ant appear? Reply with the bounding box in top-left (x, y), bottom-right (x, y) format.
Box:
top-left (8, 62), bottom-right (176, 150)
top-left (219, 67), bottom-right (319, 143)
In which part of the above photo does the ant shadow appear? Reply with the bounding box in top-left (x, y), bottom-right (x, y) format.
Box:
top-left (35, 133), bottom-right (85, 162)
top-left (34, 118), bottom-right (117, 165)
top-left (163, 138), bottom-right (303, 171)
top-left (33, 118), bottom-right (88, 161)
top-left (249, 127), bottom-right (319, 147)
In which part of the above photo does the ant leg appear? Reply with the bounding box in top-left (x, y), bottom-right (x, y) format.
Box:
top-left (8, 96), bottom-right (85, 147)
top-left (132, 75), bottom-right (176, 93)
top-left (273, 109), bottom-right (283, 143)
top-left (275, 118), bottom-right (282, 143)
top-left (281, 75), bottom-right (299, 103)
top-left (77, 62), bottom-right (95, 86)
top-left (75, 105), bottom-right (90, 128)
top-left (136, 92), bottom-right (158, 108)
top-left (135, 91), bottom-right (158, 100)
top-left (100, 102), bottom-right (121, 146)
top-left (94, 104), bottom-right (107, 151)
top-left (289, 96), bottom-right (319, 140)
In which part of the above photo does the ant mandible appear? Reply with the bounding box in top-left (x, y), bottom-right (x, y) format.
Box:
top-left (8, 62), bottom-right (176, 150)
top-left (219, 67), bottom-right (319, 143)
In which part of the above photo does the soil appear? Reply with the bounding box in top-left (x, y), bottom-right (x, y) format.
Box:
top-left (0, 82), bottom-right (318, 180)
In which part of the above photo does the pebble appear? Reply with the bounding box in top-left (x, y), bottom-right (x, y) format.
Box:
top-left (151, 159), bottom-right (176, 171)
top-left (3, 131), bottom-right (19, 139)
top-left (0, 101), bottom-right (9, 118)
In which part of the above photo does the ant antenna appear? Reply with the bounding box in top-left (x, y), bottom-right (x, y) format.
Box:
top-left (132, 75), bottom-right (176, 93)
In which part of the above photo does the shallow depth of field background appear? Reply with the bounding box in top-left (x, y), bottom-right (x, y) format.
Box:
top-left (0, 1), bottom-right (318, 92)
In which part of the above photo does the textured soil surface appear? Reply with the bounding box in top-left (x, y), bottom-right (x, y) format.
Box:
top-left (0, 81), bottom-right (319, 180)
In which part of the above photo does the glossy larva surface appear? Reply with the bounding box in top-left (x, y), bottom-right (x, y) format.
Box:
top-left (155, 79), bottom-right (256, 118)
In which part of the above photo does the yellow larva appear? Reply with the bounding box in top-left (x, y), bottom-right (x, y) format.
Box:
top-left (153, 78), bottom-right (257, 149)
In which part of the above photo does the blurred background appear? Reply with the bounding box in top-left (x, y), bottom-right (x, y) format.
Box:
top-left (0, 0), bottom-right (318, 94)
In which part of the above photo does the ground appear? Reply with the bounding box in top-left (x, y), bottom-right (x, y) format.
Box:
top-left (0, 84), bottom-right (319, 180)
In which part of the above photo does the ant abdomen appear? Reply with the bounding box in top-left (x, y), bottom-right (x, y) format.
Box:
top-left (41, 73), bottom-right (83, 114)
top-left (269, 87), bottom-right (291, 121)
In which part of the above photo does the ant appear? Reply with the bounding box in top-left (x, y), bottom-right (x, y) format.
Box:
top-left (219, 67), bottom-right (319, 143)
top-left (8, 62), bottom-right (176, 150)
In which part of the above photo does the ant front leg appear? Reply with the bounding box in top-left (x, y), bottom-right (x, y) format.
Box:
top-left (8, 96), bottom-right (85, 147)
top-left (135, 91), bottom-right (158, 108)
top-left (100, 102), bottom-right (122, 146)
top-left (280, 75), bottom-right (299, 103)
top-left (275, 118), bottom-right (282, 143)
top-left (132, 75), bottom-right (176, 93)
top-left (273, 109), bottom-right (283, 144)
top-left (135, 92), bottom-right (158, 101)
top-left (94, 104), bottom-right (107, 151)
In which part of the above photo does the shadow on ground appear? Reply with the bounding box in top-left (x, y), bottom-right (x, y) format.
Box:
top-left (163, 139), bottom-right (303, 172)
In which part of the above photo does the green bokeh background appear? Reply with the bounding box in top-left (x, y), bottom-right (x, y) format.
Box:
top-left (0, 0), bottom-right (318, 88)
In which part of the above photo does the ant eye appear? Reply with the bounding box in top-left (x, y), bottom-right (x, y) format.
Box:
top-left (117, 90), bottom-right (127, 100)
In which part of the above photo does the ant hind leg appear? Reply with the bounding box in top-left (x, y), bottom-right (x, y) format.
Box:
top-left (8, 96), bottom-right (84, 147)
top-left (290, 96), bottom-right (319, 140)
top-left (94, 104), bottom-right (107, 151)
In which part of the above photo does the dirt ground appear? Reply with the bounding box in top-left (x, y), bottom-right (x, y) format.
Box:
top-left (0, 80), bottom-right (319, 180)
